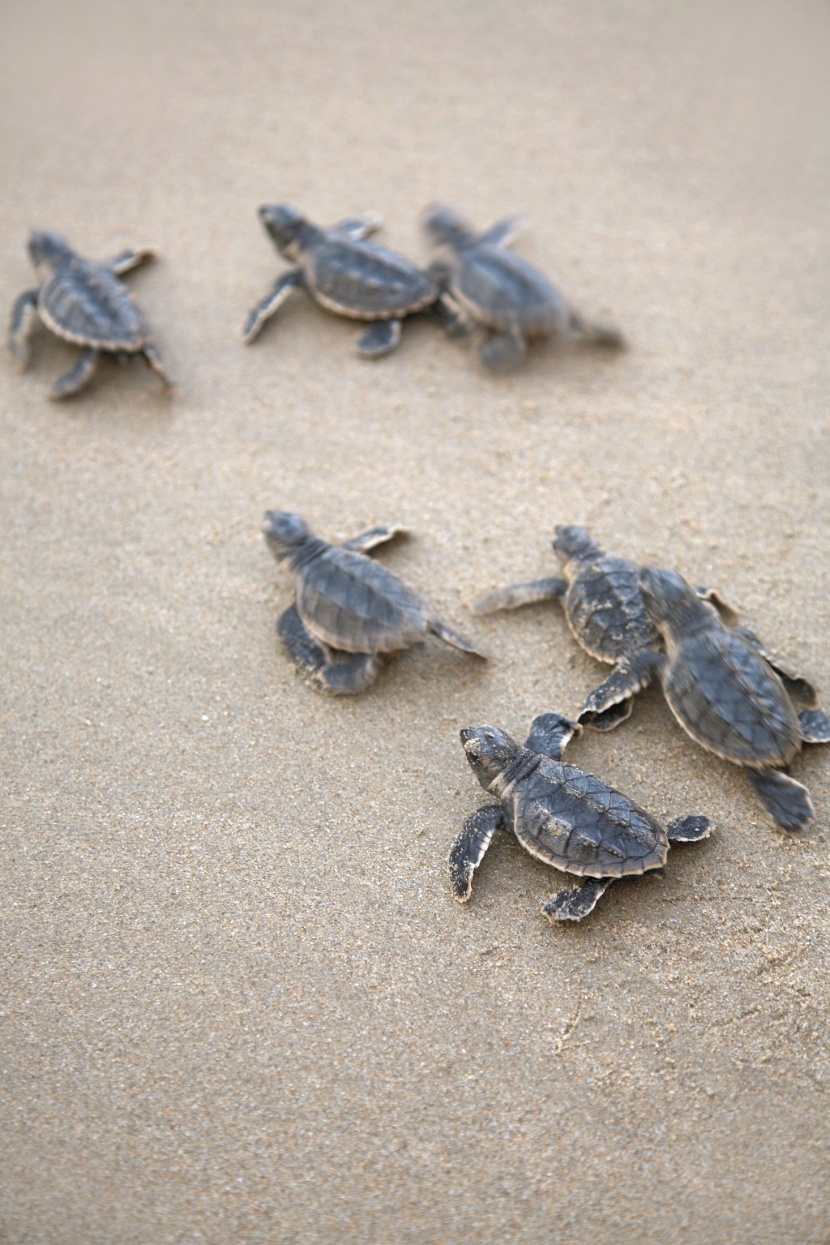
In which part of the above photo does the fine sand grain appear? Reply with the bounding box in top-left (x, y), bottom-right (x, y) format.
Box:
top-left (2, 1), bottom-right (830, 1241)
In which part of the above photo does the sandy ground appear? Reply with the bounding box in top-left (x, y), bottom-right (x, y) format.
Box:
top-left (2, 1), bottom-right (830, 1241)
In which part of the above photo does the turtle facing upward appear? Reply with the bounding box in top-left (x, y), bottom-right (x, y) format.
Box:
top-left (474, 525), bottom-right (733, 731)
top-left (263, 511), bottom-right (486, 694)
top-left (423, 205), bottom-right (624, 370)
top-left (639, 568), bottom-right (830, 832)
top-left (449, 712), bottom-right (711, 922)
top-left (242, 205), bottom-right (438, 357)
top-left (9, 231), bottom-right (171, 398)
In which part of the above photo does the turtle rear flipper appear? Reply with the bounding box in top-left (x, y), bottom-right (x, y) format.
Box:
top-left (578, 649), bottom-right (662, 731)
top-left (568, 311), bottom-right (624, 349)
top-left (747, 768), bottom-right (813, 831)
top-left (142, 342), bottom-right (173, 387)
top-left (356, 319), bottom-right (401, 358)
top-left (667, 815), bottom-right (712, 842)
top-left (449, 804), bottom-right (505, 901)
top-left (428, 617), bottom-right (486, 658)
top-left (473, 577), bottom-right (567, 615)
top-left (799, 709), bottom-right (830, 745)
top-left (544, 877), bottom-right (613, 923)
top-left (9, 289), bottom-right (39, 368)
top-left (732, 627), bottom-right (819, 708)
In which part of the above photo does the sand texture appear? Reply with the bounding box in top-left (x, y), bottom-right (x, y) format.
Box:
top-left (2, 1), bottom-right (830, 1241)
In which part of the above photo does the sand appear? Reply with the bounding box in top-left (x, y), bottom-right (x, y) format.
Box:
top-left (2, 1), bottom-right (830, 1241)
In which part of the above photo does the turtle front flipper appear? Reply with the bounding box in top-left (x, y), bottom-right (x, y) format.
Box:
top-left (107, 248), bottom-right (155, 276)
top-left (341, 525), bottom-right (407, 555)
top-left (732, 627), bottom-right (819, 708)
top-left (544, 877), bottom-right (613, 923)
top-left (578, 649), bottom-right (662, 732)
top-left (449, 804), bottom-right (506, 901)
top-left (278, 604), bottom-right (381, 695)
top-left (356, 319), bottom-right (402, 358)
top-left (142, 342), bottom-right (173, 387)
top-left (696, 586), bottom-right (738, 624)
top-left (242, 269), bottom-right (305, 344)
top-left (799, 709), bottom-right (830, 745)
top-left (50, 347), bottom-right (99, 399)
top-left (9, 289), bottom-right (40, 369)
top-left (568, 311), bottom-right (625, 349)
top-left (428, 617), bottom-right (487, 659)
top-left (747, 767), bottom-right (813, 831)
top-left (473, 577), bottom-right (567, 615)
top-left (328, 213), bottom-right (383, 241)
top-left (428, 289), bottom-right (475, 339)
top-left (476, 216), bottom-right (525, 249)
top-left (524, 713), bottom-right (581, 761)
top-left (478, 329), bottom-right (526, 371)
top-left (667, 815), bottom-right (712, 842)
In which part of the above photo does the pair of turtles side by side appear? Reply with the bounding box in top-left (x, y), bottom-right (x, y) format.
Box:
top-left (449, 712), bottom-right (711, 922)
top-left (423, 205), bottom-right (624, 371)
top-left (263, 511), bottom-right (486, 694)
top-left (9, 231), bottom-right (172, 399)
top-left (242, 206), bottom-right (440, 358)
top-left (475, 526), bottom-right (830, 830)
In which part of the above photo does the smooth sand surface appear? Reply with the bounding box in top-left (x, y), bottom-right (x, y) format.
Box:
top-left (2, 1), bottom-right (830, 1241)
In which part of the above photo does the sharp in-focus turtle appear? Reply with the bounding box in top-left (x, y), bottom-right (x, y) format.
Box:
top-left (474, 525), bottom-right (733, 731)
top-left (9, 231), bottom-right (171, 399)
top-left (263, 511), bottom-right (486, 694)
top-left (423, 205), bottom-right (624, 371)
top-left (449, 712), bottom-right (712, 922)
top-left (637, 568), bottom-right (830, 832)
top-left (242, 205), bottom-right (438, 357)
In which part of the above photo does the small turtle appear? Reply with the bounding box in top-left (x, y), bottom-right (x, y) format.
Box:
top-left (242, 205), bottom-right (438, 357)
top-left (9, 231), bottom-right (171, 398)
top-left (423, 205), bottom-right (624, 370)
top-left (638, 568), bottom-right (830, 832)
top-left (449, 712), bottom-right (711, 922)
top-left (474, 525), bottom-right (732, 731)
top-left (263, 511), bottom-right (486, 694)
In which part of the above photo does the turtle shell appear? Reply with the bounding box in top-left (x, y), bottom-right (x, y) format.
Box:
top-left (452, 245), bottom-right (570, 336)
top-left (307, 239), bottom-right (436, 320)
top-left (661, 629), bottom-right (802, 767)
top-left (294, 543), bottom-right (429, 653)
top-left (38, 258), bottom-right (149, 350)
top-left (565, 554), bottom-right (659, 663)
top-left (504, 754), bottom-right (668, 879)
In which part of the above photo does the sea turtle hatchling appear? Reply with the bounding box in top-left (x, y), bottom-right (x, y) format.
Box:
top-left (638, 568), bottom-right (830, 832)
top-left (449, 712), bottom-right (712, 922)
top-left (263, 511), bottom-right (486, 694)
top-left (423, 204), bottom-right (624, 370)
top-left (474, 525), bottom-right (733, 731)
top-left (9, 230), bottom-right (171, 398)
top-left (242, 205), bottom-right (438, 357)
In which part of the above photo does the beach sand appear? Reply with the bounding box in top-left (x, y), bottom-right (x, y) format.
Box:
top-left (2, 1), bottom-right (830, 1240)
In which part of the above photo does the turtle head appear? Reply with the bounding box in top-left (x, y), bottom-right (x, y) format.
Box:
top-left (258, 204), bottom-right (312, 259)
top-left (422, 204), bottom-right (473, 250)
top-left (640, 567), bottom-right (708, 632)
top-left (460, 725), bottom-right (520, 790)
top-left (261, 510), bottom-right (311, 561)
top-left (552, 525), bottom-right (602, 568)
top-left (28, 231), bottom-right (73, 275)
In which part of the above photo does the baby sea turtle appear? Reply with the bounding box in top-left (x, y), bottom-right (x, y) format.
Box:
top-left (242, 205), bottom-right (438, 357)
top-left (474, 525), bottom-right (731, 731)
top-left (263, 511), bottom-right (486, 694)
top-left (423, 205), bottom-right (623, 370)
top-left (9, 230), bottom-right (171, 398)
top-left (449, 712), bottom-right (711, 922)
top-left (639, 568), bottom-right (830, 832)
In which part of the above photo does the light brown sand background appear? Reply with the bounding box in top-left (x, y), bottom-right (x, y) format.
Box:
top-left (2, 1), bottom-right (830, 1241)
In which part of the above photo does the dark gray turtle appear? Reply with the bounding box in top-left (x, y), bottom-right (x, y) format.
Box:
top-left (423, 204), bottom-right (624, 370)
top-left (242, 205), bottom-right (438, 357)
top-left (263, 511), bottom-right (486, 694)
top-left (639, 568), bottom-right (830, 832)
top-left (474, 525), bottom-right (732, 731)
top-left (449, 712), bottom-right (711, 922)
top-left (9, 231), bottom-right (171, 398)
